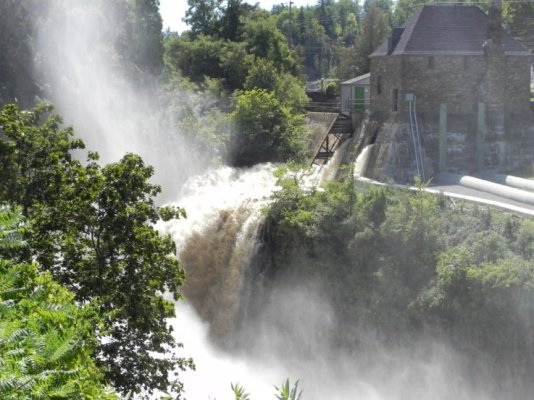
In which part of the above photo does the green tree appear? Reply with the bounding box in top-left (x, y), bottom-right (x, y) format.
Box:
top-left (184, 0), bottom-right (223, 37)
top-left (504, 2), bottom-right (534, 51)
top-left (363, 0), bottom-right (393, 13)
top-left (392, 0), bottom-right (430, 26)
top-left (244, 58), bottom-right (280, 92)
top-left (243, 16), bottom-right (300, 75)
top-left (0, 207), bottom-right (119, 400)
top-left (229, 89), bottom-right (308, 166)
top-left (164, 35), bottom-right (224, 83)
top-left (0, 0), bottom-right (37, 106)
top-left (164, 34), bottom-right (251, 91)
top-left (243, 57), bottom-right (308, 112)
top-left (126, 0), bottom-right (165, 77)
top-left (354, 4), bottom-right (390, 73)
top-left (0, 103), bottom-right (191, 397)
top-left (220, 0), bottom-right (244, 41)
top-left (339, 5), bottom-right (359, 45)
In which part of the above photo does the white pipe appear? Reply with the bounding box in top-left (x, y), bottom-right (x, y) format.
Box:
top-left (459, 175), bottom-right (534, 206)
top-left (479, 173), bottom-right (534, 192)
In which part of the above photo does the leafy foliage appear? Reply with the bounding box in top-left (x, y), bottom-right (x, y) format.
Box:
top-left (185, 0), bottom-right (224, 37)
top-left (0, 0), bottom-right (36, 107)
top-left (231, 382), bottom-right (251, 400)
top-left (230, 380), bottom-right (302, 400)
top-left (0, 103), bottom-right (191, 396)
top-left (503, 1), bottom-right (534, 51)
top-left (229, 89), bottom-right (308, 167)
top-left (353, 4), bottom-right (390, 73)
top-left (265, 173), bottom-right (534, 388)
top-left (275, 379), bottom-right (303, 400)
top-left (0, 207), bottom-right (119, 400)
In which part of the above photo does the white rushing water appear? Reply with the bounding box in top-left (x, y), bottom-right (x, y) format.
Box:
top-left (157, 164), bottom-right (278, 252)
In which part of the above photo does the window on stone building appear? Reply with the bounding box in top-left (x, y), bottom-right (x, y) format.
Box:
top-left (392, 88), bottom-right (399, 112)
top-left (377, 75), bottom-right (382, 95)
top-left (428, 56), bottom-right (435, 69)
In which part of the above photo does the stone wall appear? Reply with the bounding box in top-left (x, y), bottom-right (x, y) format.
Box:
top-left (367, 53), bottom-right (533, 179)
top-left (370, 54), bottom-right (532, 118)
top-left (369, 57), bottom-right (401, 119)
top-left (505, 56), bottom-right (532, 114)
top-left (364, 119), bottom-right (434, 183)
top-left (401, 55), bottom-right (486, 115)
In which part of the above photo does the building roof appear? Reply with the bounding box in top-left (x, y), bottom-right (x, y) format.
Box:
top-left (341, 73), bottom-right (370, 86)
top-left (370, 5), bottom-right (531, 58)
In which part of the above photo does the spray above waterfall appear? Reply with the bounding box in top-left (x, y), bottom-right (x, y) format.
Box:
top-left (33, 0), bottom-right (211, 196)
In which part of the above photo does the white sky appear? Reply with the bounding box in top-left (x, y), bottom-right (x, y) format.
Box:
top-left (160, 0), bottom-right (315, 33)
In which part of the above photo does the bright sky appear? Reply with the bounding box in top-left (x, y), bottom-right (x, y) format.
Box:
top-left (159, 0), bottom-right (315, 33)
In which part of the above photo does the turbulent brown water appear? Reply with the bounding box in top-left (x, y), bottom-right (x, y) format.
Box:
top-left (157, 164), bottom-right (279, 341)
top-left (180, 204), bottom-right (262, 340)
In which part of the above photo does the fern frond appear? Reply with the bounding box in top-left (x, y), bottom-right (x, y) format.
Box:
top-left (0, 377), bottom-right (20, 394)
top-left (5, 328), bottom-right (31, 344)
top-left (0, 269), bottom-right (20, 296)
top-left (47, 336), bottom-right (79, 365)
top-left (40, 368), bottom-right (81, 377)
top-left (0, 207), bottom-right (25, 250)
top-left (274, 379), bottom-right (302, 400)
top-left (0, 299), bottom-right (15, 312)
top-left (6, 347), bottom-right (27, 360)
top-left (0, 376), bottom-right (35, 395)
top-left (46, 383), bottom-right (77, 399)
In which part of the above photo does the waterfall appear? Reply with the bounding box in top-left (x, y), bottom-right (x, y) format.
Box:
top-left (156, 163), bottom-right (390, 400)
top-left (158, 164), bottom-right (278, 343)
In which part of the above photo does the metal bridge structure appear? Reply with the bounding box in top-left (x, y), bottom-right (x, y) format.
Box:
top-left (305, 101), bottom-right (354, 165)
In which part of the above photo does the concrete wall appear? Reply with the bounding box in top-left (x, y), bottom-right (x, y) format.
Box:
top-left (363, 110), bottom-right (534, 183)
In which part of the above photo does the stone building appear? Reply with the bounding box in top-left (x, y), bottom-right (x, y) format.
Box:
top-left (362, 4), bottom-right (534, 181)
top-left (369, 4), bottom-right (532, 118)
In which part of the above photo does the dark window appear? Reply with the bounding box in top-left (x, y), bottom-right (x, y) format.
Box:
top-left (376, 75), bottom-right (382, 95)
top-left (428, 56), bottom-right (435, 69)
top-left (392, 88), bottom-right (399, 112)
top-left (463, 57), bottom-right (469, 70)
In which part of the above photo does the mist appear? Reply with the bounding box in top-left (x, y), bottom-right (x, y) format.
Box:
top-left (33, 0), bottom-right (208, 198)
top-left (172, 273), bottom-right (512, 400)
top-left (158, 164), bottom-right (521, 400)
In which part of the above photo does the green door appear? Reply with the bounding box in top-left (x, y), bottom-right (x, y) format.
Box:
top-left (353, 86), bottom-right (365, 112)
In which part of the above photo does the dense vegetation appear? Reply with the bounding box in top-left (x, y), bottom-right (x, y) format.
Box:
top-left (0, 207), bottom-right (119, 399)
top-left (1, 1), bottom-right (533, 398)
top-left (263, 170), bottom-right (534, 396)
top-left (0, 103), bottom-right (192, 397)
